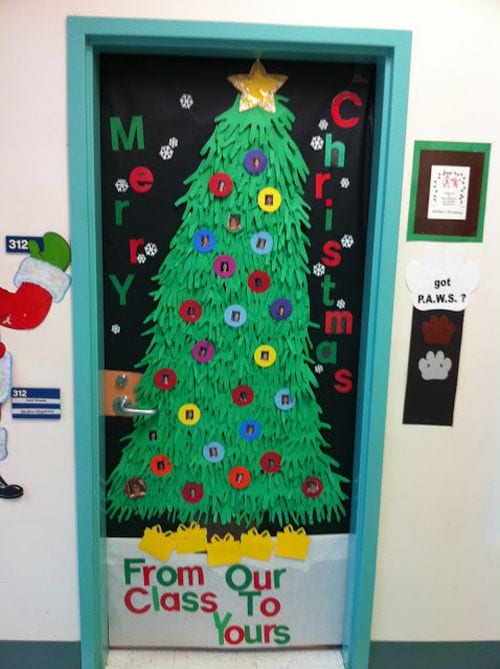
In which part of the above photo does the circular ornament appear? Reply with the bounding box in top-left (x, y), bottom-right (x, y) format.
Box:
top-left (154, 368), bottom-right (177, 390)
top-left (232, 385), bottom-right (254, 407)
top-left (248, 270), bottom-right (270, 293)
top-left (178, 403), bottom-right (201, 426)
top-left (239, 419), bottom-right (261, 441)
top-left (270, 298), bottom-right (292, 321)
top-left (124, 477), bottom-right (147, 499)
top-left (192, 340), bottom-right (215, 363)
top-left (179, 299), bottom-right (202, 323)
top-left (182, 482), bottom-right (204, 503)
top-left (251, 231), bottom-right (273, 255)
top-left (193, 229), bottom-right (216, 253)
top-left (302, 476), bottom-right (323, 498)
top-left (224, 304), bottom-right (247, 328)
top-left (260, 451), bottom-right (281, 473)
top-left (254, 345), bottom-right (277, 368)
top-left (203, 442), bottom-right (225, 463)
top-left (209, 172), bottom-right (233, 198)
top-left (229, 466), bottom-right (251, 489)
top-left (274, 388), bottom-right (296, 411)
top-left (150, 455), bottom-right (172, 476)
top-left (258, 187), bottom-right (281, 212)
top-left (244, 150), bottom-right (268, 175)
top-left (214, 254), bottom-right (236, 278)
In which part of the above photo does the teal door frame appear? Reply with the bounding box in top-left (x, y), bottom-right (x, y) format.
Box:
top-left (67, 17), bottom-right (411, 669)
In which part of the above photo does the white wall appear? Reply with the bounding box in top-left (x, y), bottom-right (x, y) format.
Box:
top-left (0, 0), bottom-right (498, 644)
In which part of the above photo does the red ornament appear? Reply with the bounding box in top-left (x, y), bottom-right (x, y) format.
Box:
top-left (232, 385), bottom-right (254, 406)
top-left (150, 455), bottom-right (172, 476)
top-left (248, 271), bottom-right (270, 293)
top-left (182, 483), bottom-right (204, 504)
top-left (260, 452), bottom-right (281, 473)
top-left (154, 368), bottom-right (177, 390)
top-left (302, 477), bottom-right (323, 498)
top-left (209, 172), bottom-right (233, 198)
top-left (229, 467), bottom-right (251, 489)
top-left (179, 299), bottom-right (202, 323)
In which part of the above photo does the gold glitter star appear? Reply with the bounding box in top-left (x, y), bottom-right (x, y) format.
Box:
top-left (228, 60), bottom-right (287, 113)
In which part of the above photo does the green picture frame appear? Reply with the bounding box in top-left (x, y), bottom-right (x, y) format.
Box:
top-left (407, 140), bottom-right (490, 242)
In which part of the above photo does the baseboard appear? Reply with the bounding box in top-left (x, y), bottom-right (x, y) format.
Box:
top-left (369, 641), bottom-right (500, 669)
top-left (0, 641), bottom-right (81, 669)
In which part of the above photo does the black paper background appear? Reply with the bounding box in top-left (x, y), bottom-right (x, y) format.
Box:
top-left (403, 309), bottom-right (464, 426)
top-left (100, 54), bottom-right (375, 536)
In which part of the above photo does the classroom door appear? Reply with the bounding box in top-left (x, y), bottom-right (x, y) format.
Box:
top-left (99, 53), bottom-right (374, 649)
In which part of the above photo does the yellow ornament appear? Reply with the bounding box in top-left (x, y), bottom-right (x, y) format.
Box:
top-left (228, 60), bottom-right (287, 113)
top-left (178, 403), bottom-right (201, 426)
top-left (254, 344), bottom-right (277, 368)
top-left (258, 187), bottom-right (281, 213)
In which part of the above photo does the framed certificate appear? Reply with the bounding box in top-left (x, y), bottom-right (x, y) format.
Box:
top-left (407, 141), bottom-right (490, 241)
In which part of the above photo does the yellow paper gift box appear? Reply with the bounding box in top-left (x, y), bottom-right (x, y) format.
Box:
top-left (240, 528), bottom-right (275, 562)
top-left (207, 533), bottom-right (241, 567)
top-left (274, 525), bottom-right (311, 560)
top-left (175, 521), bottom-right (208, 554)
top-left (138, 525), bottom-right (176, 562)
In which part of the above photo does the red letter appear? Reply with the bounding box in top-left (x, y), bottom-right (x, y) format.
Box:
top-left (334, 369), bottom-right (353, 393)
top-left (200, 592), bottom-right (218, 613)
top-left (322, 240), bottom-right (342, 268)
top-left (325, 310), bottom-right (353, 335)
top-left (129, 238), bottom-right (144, 264)
top-left (124, 587), bottom-right (150, 614)
top-left (315, 173), bottom-right (331, 199)
top-left (129, 166), bottom-right (154, 193)
top-left (331, 91), bottom-right (362, 129)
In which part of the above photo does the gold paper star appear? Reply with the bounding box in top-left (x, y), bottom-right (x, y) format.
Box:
top-left (228, 60), bottom-right (287, 113)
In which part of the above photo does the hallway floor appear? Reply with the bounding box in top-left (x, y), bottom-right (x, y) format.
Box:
top-left (106, 649), bottom-right (344, 668)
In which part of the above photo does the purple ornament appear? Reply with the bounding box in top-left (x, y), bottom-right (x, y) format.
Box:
top-left (244, 150), bottom-right (268, 175)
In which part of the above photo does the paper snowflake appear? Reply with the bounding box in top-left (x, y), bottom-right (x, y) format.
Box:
top-left (336, 299), bottom-right (346, 309)
top-left (115, 179), bottom-right (128, 193)
top-left (111, 324), bottom-right (121, 335)
top-left (180, 93), bottom-right (194, 109)
top-left (310, 136), bottom-right (324, 151)
top-left (313, 262), bottom-right (326, 277)
top-left (340, 177), bottom-right (350, 189)
top-left (159, 145), bottom-right (174, 160)
top-left (341, 234), bottom-right (354, 249)
top-left (318, 119), bottom-right (329, 130)
top-left (314, 364), bottom-right (324, 374)
top-left (137, 253), bottom-right (147, 264)
top-left (144, 242), bottom-right (158, 257)
top-left (169, 137), bottom-right (179, 148)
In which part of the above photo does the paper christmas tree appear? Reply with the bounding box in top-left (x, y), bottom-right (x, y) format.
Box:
top-left (107, 61), bottom-right (348, 528)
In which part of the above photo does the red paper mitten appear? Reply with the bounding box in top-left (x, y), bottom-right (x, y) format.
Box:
top-left (0, 257), bottom-right (71, 330)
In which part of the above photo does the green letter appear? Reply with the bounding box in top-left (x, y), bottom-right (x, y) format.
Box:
top-left (124, 558), bottom-right (145, 585)
top-left (213, 611), bottom-right (232, 646)
top-left (109, 274), bottom-right (135, 306)
top-left (324, 134), bottom-right (346, 168)
top-left (110, 115), bottom-right (144, 151)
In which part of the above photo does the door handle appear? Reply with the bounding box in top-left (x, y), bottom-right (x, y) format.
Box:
top-left (112, 396), bottom-right (157, 417)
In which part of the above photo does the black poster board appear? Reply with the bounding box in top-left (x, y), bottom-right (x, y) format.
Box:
top-left (100, 54), bottom-right (375, 537)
